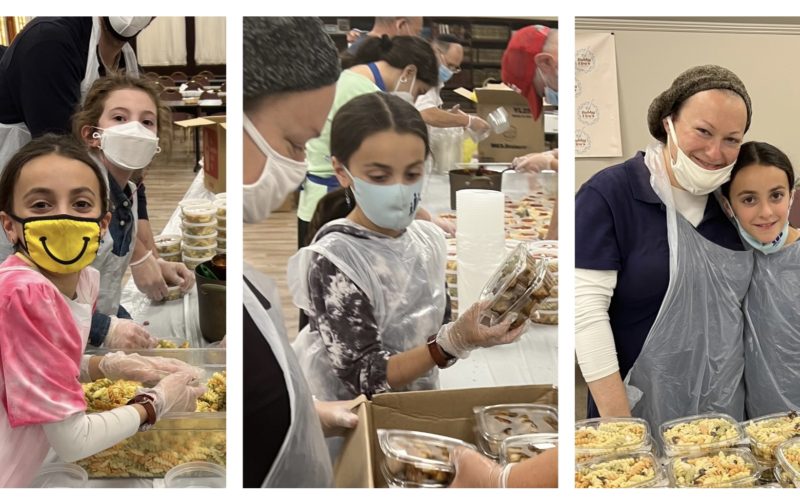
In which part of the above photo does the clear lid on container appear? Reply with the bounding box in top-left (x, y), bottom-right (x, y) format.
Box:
top-left (660, 412), bottom-right (744, 456)
top-left (377, 429), bottom-right (475, 473)
top-left (30, 463), bottom-right (88, 488)
top-left (478, 244), bottom-right (554, 327)
top-left (179, 199), bottom-right (214, 211)
top-left (183, 230), bottom-right (218, 240)
top-left (575, 417), bottom-right (652, 455)
top-left (182, 220), bottom-right (217, 228)
top-left (182, 242), bottom-right (219, 251)
top-left (776, 436), bottom-right (800, 485)
top-left (154, 234), bottom-right (182, 245)
top-left (214, 192), bottom-right (227, 201)
top-left (474, 403), bottom-right (558, 444)
top-left (744, 411), bottom-right (800, 445)
top-left (164, 461), bottom-right (226, 488)
top-left (500, 432), bottom-right (557, 464)
top-left (667, 448), bottom-right (762, 488)
top-left (575, 450), bottom-right (665, 488)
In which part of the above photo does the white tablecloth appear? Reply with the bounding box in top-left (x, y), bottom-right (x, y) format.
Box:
top-left (424, 173), bottom-right (558, 388)
top-left (119, 172), bottom-right (216, 346)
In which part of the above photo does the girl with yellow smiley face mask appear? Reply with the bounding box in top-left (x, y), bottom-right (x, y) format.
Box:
top-left (0, 135), bottom-right (205, 487)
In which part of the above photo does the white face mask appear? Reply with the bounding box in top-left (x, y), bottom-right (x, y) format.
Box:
top-left (107, 17), bottom-right (154, 39)
top-left (243, 114), bottom-right (307, 223)
top-left (392, 72), bottom-right (417, 104)
top-left (93, 121), bottom-right (160, 171)
top-left (666, 116), bottom-right (735, 195)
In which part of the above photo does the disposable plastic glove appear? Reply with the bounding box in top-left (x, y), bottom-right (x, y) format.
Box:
top-left (99, 352), bottom-right (204, 385)
top-left (158, 259), bottom-right (196, 292)
top-left (138, 372), bottom-right (206, 420)
top-left (436, 300), bottom-right (526, 359)
top-left (512, 151), bottom-right (558, 173)
top-left (432, 216), bottom-right (456, 237)
top-left (103, 317), bottom-right (158, 349)
top-left (314, 398), bottom-right (359, 437)
top-left (450, 446), bottom-right (513, 488)
top-left (131, 253), bottom-right (169, 300)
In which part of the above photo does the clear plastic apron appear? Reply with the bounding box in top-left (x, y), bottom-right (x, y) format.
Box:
top-left (624, 143), bottom-right (753, 433)
top-left (743, 242), bottom-right (800, 417)
top-left (243, 263), bottom-right (333, 488)
top-left (288, 220), bottom-right (447, 401)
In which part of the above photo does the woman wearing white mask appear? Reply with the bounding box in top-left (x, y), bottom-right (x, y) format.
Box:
top-left (242, 17), bottom-right (360, 488)
top-left (73, 75), bottom-right (195, 349)
top-left (288, 92), bottom-right (526, 402)
top-left (719, 142), bottom-right (800, 417)
top-left (575, 65), bottom-right (752, 430)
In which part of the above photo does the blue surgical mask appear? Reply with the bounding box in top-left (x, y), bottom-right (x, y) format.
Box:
top-left (733, 216), bottom-right (789, 254)
top-left (544, 86), bottom-right (558, 106)
top-left (343, 168), bottom-right (423, 231)
top-left (439, 64), bottom-right (454, 84)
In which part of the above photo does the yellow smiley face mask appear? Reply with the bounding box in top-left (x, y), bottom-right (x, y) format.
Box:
top-left (10, 214), bottom-right (103, 274)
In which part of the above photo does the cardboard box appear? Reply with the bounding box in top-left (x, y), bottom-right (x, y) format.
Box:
top-left (333, 384), bottom-right (558, 488)
top-left (474, 84), bottom-right (545, 163)
top-left (176, 116), bottom-right (227, 193)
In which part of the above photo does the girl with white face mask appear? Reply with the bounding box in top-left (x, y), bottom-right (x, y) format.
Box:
top-left (720, 142), bottom-right (800, 417)
top-left (288, 93), bottom-right (526, 403)
top-left (575, 65), bottom-right (753, 432)
top-left (0, 135), bottom-right (204, 487)
top-left (74, 75), bottom-right (195, 349)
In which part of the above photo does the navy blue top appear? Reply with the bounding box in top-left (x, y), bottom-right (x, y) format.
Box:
top-left (575, 152), bottom-right (743, 416)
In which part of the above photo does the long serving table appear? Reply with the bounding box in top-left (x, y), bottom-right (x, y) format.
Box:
top-left (422, 173), bottom-right (559, 389)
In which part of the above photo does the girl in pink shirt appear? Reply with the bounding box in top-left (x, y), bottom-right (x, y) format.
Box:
top-left (0, 134), bottom-right (204, 487)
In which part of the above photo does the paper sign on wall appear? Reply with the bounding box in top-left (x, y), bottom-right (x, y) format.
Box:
top-left (575, 32), bottom-right (623, 157)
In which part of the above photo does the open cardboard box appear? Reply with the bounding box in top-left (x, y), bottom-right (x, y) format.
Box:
top-left (176, 116), bottom-right (227, 193)
top-left (458, 84), bottom-right (546, 163)
top-left (333, 384), bottom-right (558, 487)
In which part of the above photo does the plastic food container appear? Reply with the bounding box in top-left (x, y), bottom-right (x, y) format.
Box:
top-left (30, 463), bottom-right (88, 488)
top-left (744, 411), bottom-right (800, 465)
top-left (164, 286), bottom-right (185, 302)
top-left (668, 448), bottom-right (761, 488)
top-left (213, 199), bottom-right (226, 217)
top-left (182, 220), bottom-right (217, 236)
top-left (774, 462), bottom-right (796, 488)
top-left (479, 243), bottom-right (556, 329)
top-left (474, 403), bottom-right (558, 457)
top-left (182, 243), bottom-right (218, 260)
top-left (500, 432), bottom-right (557, 465)
top-left (575, 417), bottom-right (652, 463)
top-left (776, 437), bottom-right (800, 488)
top-left (217, 215), bottom-right (226, 228)
top-left (217, 237), bottom-right (226, 251)
top-left (214, 192), bottom-right (226, 201)
top-left (660, 413), bottom-right (744, 457)
top-left (575, 451), bottom-right (665, 488)
top-left (154, 234), bottom-right (182, 254)
top-left (531, 310), bottom-right (558, 325)
top-left (160, 251), bottom-right (182, 263)
top-left (183, 254), bottom-right (209, 271)
top-left (179, 199), bottom-right (217, 223)
top-left (487, 106), bottom-right (511, 134)
top-left (182, 231), bottom-right (218, 248)
top-left (164, 461), bottom-right (226, 488)
top-left (378, 429), bottom-right (475, 487)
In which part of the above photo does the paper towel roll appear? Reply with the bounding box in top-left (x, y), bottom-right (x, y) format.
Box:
top-left (456, 189), bottom-right (506, 309)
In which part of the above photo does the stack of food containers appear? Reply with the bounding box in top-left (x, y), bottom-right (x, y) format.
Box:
top-left (214, 193), bottom-right (226, 254)
top-left (179, 199), bottom-right (218, 270)
top-left (743, 411), bottom-right (800, 485)
top-left (473, 404), bottom-right (558, 460)
top-left (154, 234), bottom-right (182, 263)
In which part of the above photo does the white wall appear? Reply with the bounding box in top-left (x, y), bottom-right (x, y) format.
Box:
top-left (575, 18), bottom-right (800, 189)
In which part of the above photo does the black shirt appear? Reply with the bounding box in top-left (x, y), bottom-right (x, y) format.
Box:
top-left (243, 277), bottom-right (291, 488)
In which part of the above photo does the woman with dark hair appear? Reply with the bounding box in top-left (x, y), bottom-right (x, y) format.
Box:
top-left (296, 35), bottom-right (439, 249)
top-left (289, 92), bottom-right (524, 401)
top-left (0, 134), bottom-right (203, 487)
top-left (719, 141), bottom-right (800, 416)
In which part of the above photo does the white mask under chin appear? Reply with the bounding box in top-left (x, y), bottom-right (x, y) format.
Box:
top-left (242, 114), bottom-right (308, 223)
top-left (666, 116), bottom-right (735, 195)
top-left (94, 121), bottom-right (160, 171)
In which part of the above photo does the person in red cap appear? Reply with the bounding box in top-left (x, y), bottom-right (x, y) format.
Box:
top-left (501, 25), bottom-right (558, 120)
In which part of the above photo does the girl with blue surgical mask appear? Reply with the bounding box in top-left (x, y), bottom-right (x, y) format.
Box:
top-left (288, 93), bottom-right (526, 401)
top-left (720, 141), bottom-right (800, 417)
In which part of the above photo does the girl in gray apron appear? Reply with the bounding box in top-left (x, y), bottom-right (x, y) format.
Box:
top-left (718, 141), bottom-right (800, 417)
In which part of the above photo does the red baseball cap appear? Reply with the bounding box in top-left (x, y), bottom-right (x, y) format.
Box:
top-left (501, 25), bottom-right (550, 120)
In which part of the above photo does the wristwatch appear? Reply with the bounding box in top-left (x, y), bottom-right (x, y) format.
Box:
top-left (127, 393), bottom-right (157, 429)
top-left (427, 334), bottom-right (457, 368)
